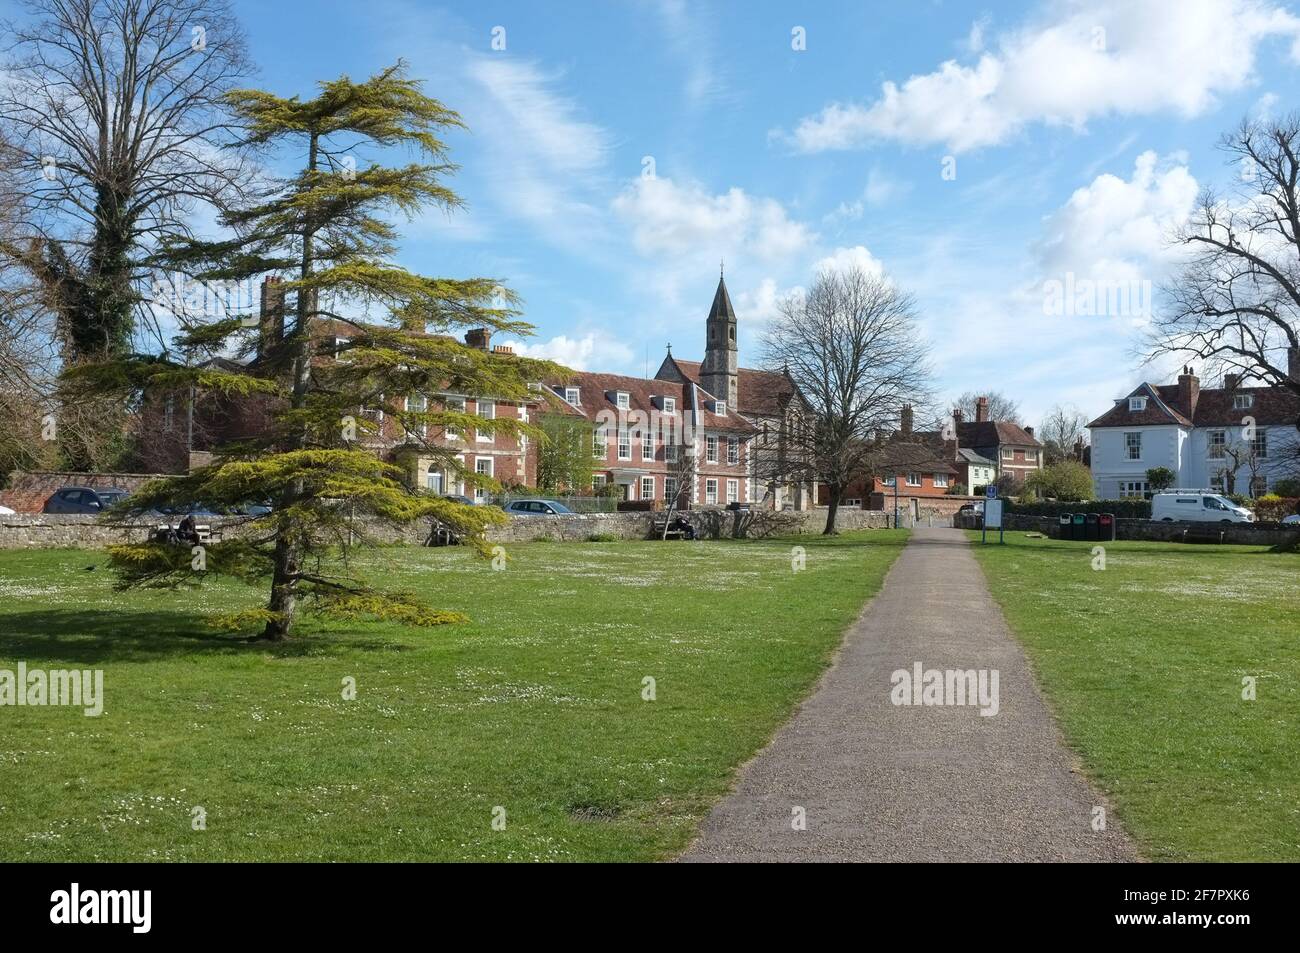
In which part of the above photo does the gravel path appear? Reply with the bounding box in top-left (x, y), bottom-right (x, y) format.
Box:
top-left (679, 527), bottom-right (1139, 862)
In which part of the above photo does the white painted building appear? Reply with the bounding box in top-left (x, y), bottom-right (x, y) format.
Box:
top-left (1088, 364), bottom-right (1300, 499)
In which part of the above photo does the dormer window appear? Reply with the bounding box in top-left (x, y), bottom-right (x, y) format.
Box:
top-left (1129, 396), bottom-right (1147, 412)
top-left (663, 396), bottom-right (676, 413)
top-left (715, 401), bottom-right (726, 415)
top-left (616, 392), bottom-right (630, 410)
top-left (1233, 393), bottom-right (1254, 410)
top-left (565, 386), bottom-right (580, 405)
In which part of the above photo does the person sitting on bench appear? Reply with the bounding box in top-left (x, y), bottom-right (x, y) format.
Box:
top-left (669, 514), bottom-right (696, 540)
top-left (177, 513), bottom-right (201, 546)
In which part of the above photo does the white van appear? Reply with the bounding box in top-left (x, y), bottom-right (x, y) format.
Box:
top-left (1151, 492), bottom-right (1255, 523)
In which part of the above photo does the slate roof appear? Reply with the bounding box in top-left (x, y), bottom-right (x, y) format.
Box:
top-left (956, 447), bottom-right (997, 467)
top-left (708, 276), bottom-right (737, 321)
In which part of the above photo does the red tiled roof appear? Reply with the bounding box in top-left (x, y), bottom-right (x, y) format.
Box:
top-left (546, 370), bottom-right (756, 433)
top-left (665, 357), bottom-right (800, 418)
top-left (1089, 380), bottom-right (1299, 428)
top-left (956, 420), bottom-right (1042, 449)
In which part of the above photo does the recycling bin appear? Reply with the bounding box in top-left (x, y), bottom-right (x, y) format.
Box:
top-left (1099, 512), bottom-right (1116, 542)
top-left (1058, 513), bottom-right (1072, 540)
top-left (1072, 513), bottom-right (1086, 541)
top-left (1085, 512), bottom-right (1101, 541)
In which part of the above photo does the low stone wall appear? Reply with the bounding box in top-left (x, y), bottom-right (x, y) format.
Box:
top-left (0, 506), bottom-right (901, 549)
top-left (0, 470), bottom-right (170, 514)
top-left (1002, 513), bottom-right (1300, 546)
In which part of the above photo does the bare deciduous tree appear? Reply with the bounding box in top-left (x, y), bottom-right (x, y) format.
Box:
top-left (954, 390), bottom-right (1021, 424)
top-left (1149, 115), bottom-right (1300, 403)
top-left (1038, 404), bottom-right (1090, 464)
top-left (760, 266), bottom-right (932, 534)
top-left (0, 0), bottom-right (254, 472)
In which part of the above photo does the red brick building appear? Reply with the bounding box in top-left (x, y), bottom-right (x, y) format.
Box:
top-left (546, 369), bottom-right (756, 507)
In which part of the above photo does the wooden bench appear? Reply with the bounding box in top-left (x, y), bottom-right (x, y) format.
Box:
top-left (651, 516), bottom-right (689, 540)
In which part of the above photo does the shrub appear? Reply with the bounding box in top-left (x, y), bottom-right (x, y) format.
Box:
top-left (1253, 496), bottom-right (1300, 522)
top-left (1006, 498), bottom-right (1151, 519)
top-left (1145, 466), bottom-right (1176, 492)
top-left (1272, 477), bottom-right (1300, 497)
top-left (586, 532), bottom-right (619, 542)
top-left (1025, 461), bottom-right (1095, 501)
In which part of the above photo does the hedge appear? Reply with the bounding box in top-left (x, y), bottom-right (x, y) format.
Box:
top-left (1006, 499), bottom-right (1151, 519)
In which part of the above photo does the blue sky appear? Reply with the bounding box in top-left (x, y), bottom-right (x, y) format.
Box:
top-left (42, 0), bottom-right (1300, 425)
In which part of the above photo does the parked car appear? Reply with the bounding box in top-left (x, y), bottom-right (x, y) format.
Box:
top-left (503, 499), bottom-right (574, 516)
top-left (441, 494), bottom-right (474, 506)
top-left (1151, 492), bottom-right (1254, 523)
top-left (0, 504), bottom-right (15, 515)
top-left (957, 501), bottom-right (985, 515)
top-left (1281, 513), bottom-right (1300, 525)
top-left (42, 486), bottom-right (130, 514)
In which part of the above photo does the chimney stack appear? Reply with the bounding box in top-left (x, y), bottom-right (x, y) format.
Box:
top-left (975, 396), bottom-right (989, 422)
top-left (1024, 425), bottom-right (1035, 438)
top-left (465, 328), bottom-right (492, 351)
top-left (900, 404), bottom-right (914, 436)
top-left (258, 277), bottom-right (285, 359)
top-left (1224, 372), bottom-right (1242, 391)
top-left (1177, 366), bottom-right (1200, 418)
top-left (1289, 345), bottom-right (1299, 383)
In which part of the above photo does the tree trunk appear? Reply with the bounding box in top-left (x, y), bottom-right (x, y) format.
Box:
top-left (259, 132), bottom-right (319, 641)
top-left (260, 536), bottom-right (299, 641)
top-left (823, 486), bottom-right (841, 535)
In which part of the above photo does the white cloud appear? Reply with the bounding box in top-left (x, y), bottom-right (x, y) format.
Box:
top-left (612, 175), bottom-right (816, 263)
top-left (782, 0), bottom-right (1300, 153)
top-left (502, 331), bottom-right (633, 371)
top-left (466, 58), bottom-right (611, 243)
top-left (1035, 150), bottom-right (1198, 288)
top-left (812, 245), bottom-right (888, 278)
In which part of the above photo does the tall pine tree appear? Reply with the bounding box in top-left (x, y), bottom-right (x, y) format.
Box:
top-left (66, 63), bottom-right (564, 640)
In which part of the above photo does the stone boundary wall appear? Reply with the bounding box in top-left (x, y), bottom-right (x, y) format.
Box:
top-left (0, 507), bottom-right (896, 549)
top-left (1001, 513), bottom-right (1300, 547)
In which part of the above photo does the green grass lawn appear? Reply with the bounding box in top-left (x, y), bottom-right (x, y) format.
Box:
top-left (969, 533), bottom-right (1300, 861)
top-left (0, 530), bottom-right (907, 862)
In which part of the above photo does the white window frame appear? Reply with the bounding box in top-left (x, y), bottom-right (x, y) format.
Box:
top-left (1129, 396), bottom-right (1147, 412)
top-left (405, 394), bottom-right (428, 438)
top-left (1208, 430), bottom-right (1226, 459)
top-left (565, 386), bottom-right (580, 405)
top-left (727, 436), bottom-right (739, 465)
top-left (705, 478), bottom-right (718, 505)
top-left (663, 477), bottom-right (678, 502)
top-left (706, 434), bottom-right (719, 464)
top-left (716, 401), bottom-right (726, 415)
top-left (615, 391), bottom-right (630, 410)
top-left (641, 428), bottom-right (654, 461)
top-left (1124, 432), bottom-right (1142, 461)
top-left (444, 396), bottom-right (465, 440)
top-left (475, 400), bottom-right (495, 442)
top-left (474, 456), bottom-right (493, 503)
top-left (426, 468), bottom-right (443, 494)
top-left (593, 427), bottom-right (606, 459)
top-left (1118, 480), bottom-right (1149, 499)
top-left (1001, 447), bottom-right (1014, 461)
top-left (1252, 429), bottom-right (1268, 458)
top-left (1233, 393), bottom-right (1254, 410)
top-left (617, 428), bottom-right (631, 461)
top-left (663, 396), bottom-right (676, 413)
top-left (665, 442), bottom-right (679, 463)
top-left (933, 472), bottom-right (948, 488)
top-left (726, 478), bottom-right (738, 504)
top-left (640, 476), bottom-right (655, 501)
top-left (592, 473), bottom-right (607, 489)
top-left (882, 474), bottom-right (896, 487)
top-left (906, 472), bottom-right (922, 487)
